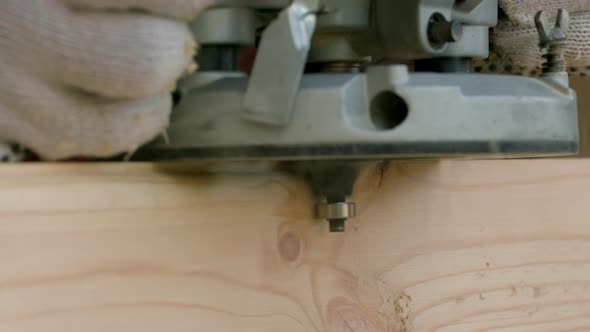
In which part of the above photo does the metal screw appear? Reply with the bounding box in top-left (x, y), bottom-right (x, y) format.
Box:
top-left (535, 9), bottom-right (569, 74)
top-left (428, 14), bottom-right (463, 46)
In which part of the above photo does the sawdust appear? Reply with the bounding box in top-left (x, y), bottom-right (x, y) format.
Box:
top-left (510, 285), bottom-right (518, 296)
top-left (379, 291), bottom-right (414, 332)
top-left (394, 292), bottom-right (414, 332)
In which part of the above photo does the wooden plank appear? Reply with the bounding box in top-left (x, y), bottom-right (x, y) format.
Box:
top-left (0, 161), bottom-right (590, 331)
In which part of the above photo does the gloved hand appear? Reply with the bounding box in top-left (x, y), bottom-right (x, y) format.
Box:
top-left (484, 0), bottom-right (590, 75)
top-left (0, 0), bottom-right (211, 160)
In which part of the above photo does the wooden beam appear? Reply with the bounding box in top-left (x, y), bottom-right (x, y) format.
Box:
top-left (0, 161), bottom-right (589, 331)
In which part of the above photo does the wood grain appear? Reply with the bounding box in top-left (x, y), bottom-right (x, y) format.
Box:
top-left (0, 161), bottom-right (590, 331)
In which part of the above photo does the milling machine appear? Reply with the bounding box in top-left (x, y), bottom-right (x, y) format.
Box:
top-left (137, 0), bottom-right (579, 231)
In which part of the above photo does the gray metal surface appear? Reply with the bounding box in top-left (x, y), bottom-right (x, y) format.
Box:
top-left (369, 0), bottom-right (497, 60)
top-left (242, 0), bottom-right (320, 126)
top-left (191, 8), bottom-right (257, 46)
top-left (142, 65), bottom-right (578, 160)
top-left (212, 0), bottom-right (291, 8)
top-left (316, 0), bottom-right (371, 30)
top-left (195, 0), bottom-right (497, 64)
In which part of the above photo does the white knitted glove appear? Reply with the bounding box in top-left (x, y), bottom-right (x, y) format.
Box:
top-left (0, 0), bottom-right (210, 160)
top-left (482, 0), bottom-right (590, 76)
